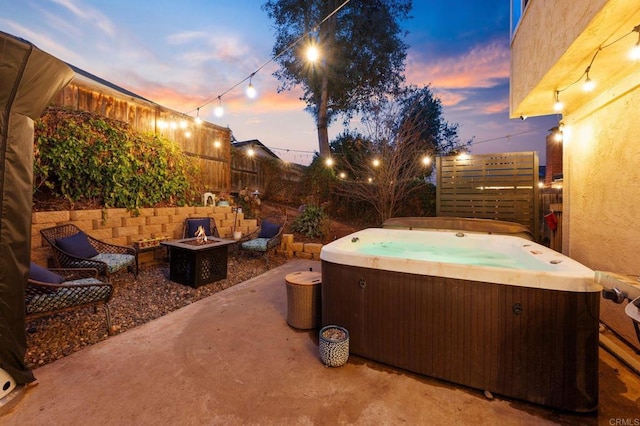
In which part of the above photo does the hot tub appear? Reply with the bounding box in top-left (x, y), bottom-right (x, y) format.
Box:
top-left (320, 227), bottom-right (601, 412)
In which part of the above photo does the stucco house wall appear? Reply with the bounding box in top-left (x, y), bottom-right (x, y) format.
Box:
top-left (510, 0), bottom-right (640, 274)
top-left (510, 0), bottom-right (640, 348)
top-left (564, 83), bottom-right (640, 274)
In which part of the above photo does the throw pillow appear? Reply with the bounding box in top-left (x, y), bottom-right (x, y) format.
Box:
top-left (258, 220), bottom-right (280, 239)
top-left (55, 231), bottom-right (99, 258)
top-left (187, 218), bottom-right (212, 237)
top-left (29, 262), bottom-right (64, 284)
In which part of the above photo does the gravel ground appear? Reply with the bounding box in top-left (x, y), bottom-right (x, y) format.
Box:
top-left (24, 253), bottom-right (288, 370)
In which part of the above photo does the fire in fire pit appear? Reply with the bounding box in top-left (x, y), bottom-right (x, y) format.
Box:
top-left (195, 225), bottom-right (208, 243)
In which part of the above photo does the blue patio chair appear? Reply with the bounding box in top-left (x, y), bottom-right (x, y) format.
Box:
top-left (182, 217), bottom-right (220, 239)
top-left (240, 215), bottom-right (287, 267)
top-left (26, 263), bottom-right (114, 333)
top-left (40, 223), bottom-right (138, 281)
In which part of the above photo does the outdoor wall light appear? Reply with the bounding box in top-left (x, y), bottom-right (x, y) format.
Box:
top-left (213, 140), bottom-right (221, 149)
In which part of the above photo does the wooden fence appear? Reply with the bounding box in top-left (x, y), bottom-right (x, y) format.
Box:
top-left (436, 152), bottom-right (540, 240)
top-left (52, 75), bottom-right (231, 192)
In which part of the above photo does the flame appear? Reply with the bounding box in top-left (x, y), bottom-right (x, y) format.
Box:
top-left (195, 225), bottom-right (208, 242)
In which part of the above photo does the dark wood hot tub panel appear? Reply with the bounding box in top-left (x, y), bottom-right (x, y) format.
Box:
top-left (321, 261), bottom-right (600, 412)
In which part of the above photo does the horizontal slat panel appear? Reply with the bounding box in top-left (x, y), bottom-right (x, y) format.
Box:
top-left (437, 153), bottom-right (538, 234)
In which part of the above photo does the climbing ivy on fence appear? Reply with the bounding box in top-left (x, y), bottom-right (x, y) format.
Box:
top-left (34, 107), bottom-right (200, 211)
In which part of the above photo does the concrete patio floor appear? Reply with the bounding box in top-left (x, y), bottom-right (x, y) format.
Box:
top-left (2, 259), bottom-right (640, 425)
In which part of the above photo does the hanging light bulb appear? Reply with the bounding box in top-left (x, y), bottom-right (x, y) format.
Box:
top-left (307, 44), bottom-right (320, 62)
top-left (246, 74), bottom-right (256, 99)
top-left (554, 122), bottom-right (564, 142)
top-left (195, 108), bottom-right (202, 125)
top-left (553, 90), bottom-right (564, 112)
top-left (214, 96), bottom-right (224, 118)
top-left (246, 82), bottom-right (256, 98)
top-left (631, 24), bottom-right (640, 61)
top-left (583, 67), bottom-right (595, 92)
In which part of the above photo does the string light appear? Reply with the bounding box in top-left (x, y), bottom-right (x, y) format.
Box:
top-left (325, 157), bottom-right (334, 167)
top-left (553, 122), bottom-right (564, 142)
top-left (186, 0), bottom-right (352, 118)
top-left (553, 90), bottom-right (563, 112)
top-left (631, 24), bottom-right (640, 60)
top-left (552, 23), bottom-right (639, 111)
top-left (422, 156), bottom-right (431, 166)
top-left (307, 44), bottom-right (320, 62)
top-left (246, 73), bottom-right (256, 99)
top-left (214, 96), bottom-right (224, 118)
top-left (582, 66), bottom-right (595, 92)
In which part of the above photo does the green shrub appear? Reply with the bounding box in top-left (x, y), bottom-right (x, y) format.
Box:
top-left (291, 204), bottom-right (330, 238)
top-left (34, 107), bottom-right (200, 211)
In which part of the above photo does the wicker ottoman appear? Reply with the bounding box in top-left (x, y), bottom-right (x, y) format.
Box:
top-left (285, 271), bottom-right (322, 329)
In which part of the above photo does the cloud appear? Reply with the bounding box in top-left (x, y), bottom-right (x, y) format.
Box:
top-left (408, 40), bottom-right (509, 89)
top-left (51, 0), bottom-right (116, 36)
top-left (0, 19), bottom-right (83, 63)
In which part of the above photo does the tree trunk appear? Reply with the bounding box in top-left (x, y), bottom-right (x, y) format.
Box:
top-left (316, 0), bottom-right (337, 157)
top-left (317, 74), bottom-right (330, 156)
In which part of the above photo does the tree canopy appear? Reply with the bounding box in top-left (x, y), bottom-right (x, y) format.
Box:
top-left (262, 0), bottom-right (412, 155)
top-left (328, 85), bottom-right (471, 222)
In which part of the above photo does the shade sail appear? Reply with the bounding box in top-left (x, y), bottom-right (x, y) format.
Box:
top-left (0, 31), bottom-right (73, 384)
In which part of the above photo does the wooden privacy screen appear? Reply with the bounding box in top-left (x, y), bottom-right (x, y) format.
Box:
top-left (436, 152), bottom-right (539, 240)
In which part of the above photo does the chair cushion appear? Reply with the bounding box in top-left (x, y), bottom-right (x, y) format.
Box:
top-left (258, 220), bottom-right (280, 239)
top-left (56, 232), bottom-right (99, 258)
top-left (29, 262), bottom-right (64, 284)
top-left (187, 219), bottom-right (212, 237)
top-left (92, 253), bottom-right (135, 274)
top-left (241, 238), bottom-right (270, 252)
top-left (26, 279), bottom-right (110, 314)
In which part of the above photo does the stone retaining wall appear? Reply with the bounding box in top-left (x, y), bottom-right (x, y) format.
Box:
top-left (31, 206), bottom-right (256, 266)
top-left (31, 207), bottom-right (323, 266)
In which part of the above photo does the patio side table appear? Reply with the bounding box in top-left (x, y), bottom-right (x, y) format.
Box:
top-left (285, 271), bottom-right (322, 329)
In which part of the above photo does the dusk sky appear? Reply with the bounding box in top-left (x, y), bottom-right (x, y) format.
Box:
top-left (2, 0), bottom-right (559, 165)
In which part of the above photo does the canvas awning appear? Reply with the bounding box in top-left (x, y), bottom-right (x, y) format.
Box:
top-left (0, 31), bottom-right (73, 384)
